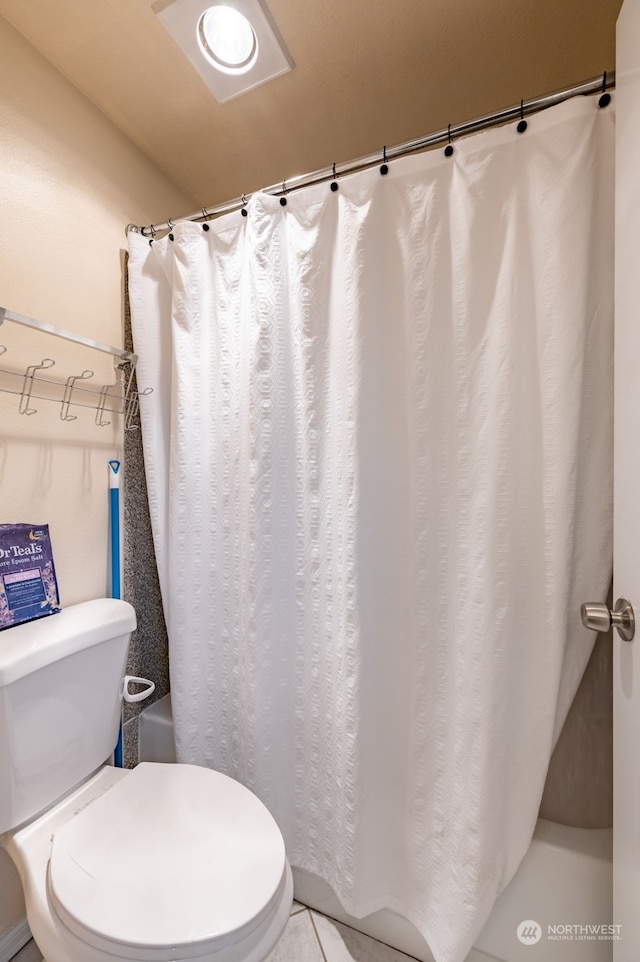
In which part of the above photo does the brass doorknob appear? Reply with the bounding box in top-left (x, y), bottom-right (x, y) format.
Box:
top-left (581, 598), bottom-right (635, 642)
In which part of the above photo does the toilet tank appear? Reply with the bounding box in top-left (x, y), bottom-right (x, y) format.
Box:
top-left (0, 599), bottom-right (136, 833)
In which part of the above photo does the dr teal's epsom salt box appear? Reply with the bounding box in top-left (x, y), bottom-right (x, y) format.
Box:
top-left (0, 524), bottom-right (61, 629)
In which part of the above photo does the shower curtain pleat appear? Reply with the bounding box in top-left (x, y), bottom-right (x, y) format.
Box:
top-left (127, 95), bottom-right (614, 962)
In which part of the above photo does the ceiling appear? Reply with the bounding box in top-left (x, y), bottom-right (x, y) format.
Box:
top-left (0, 0), bottom-right (623, 221)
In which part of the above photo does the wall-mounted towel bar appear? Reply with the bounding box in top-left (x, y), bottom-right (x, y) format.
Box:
top-left (0, 307), bottom-right (151, 429)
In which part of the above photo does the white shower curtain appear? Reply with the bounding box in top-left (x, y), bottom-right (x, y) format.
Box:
top-left (128, 96), bottom-right (614, 962)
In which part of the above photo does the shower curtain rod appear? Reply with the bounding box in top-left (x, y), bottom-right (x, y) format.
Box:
top-left (129, 71), bottom-right (614, 238)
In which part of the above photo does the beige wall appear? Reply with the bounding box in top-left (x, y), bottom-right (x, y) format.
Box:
top-left (0, 14), bottom-right (192, 944)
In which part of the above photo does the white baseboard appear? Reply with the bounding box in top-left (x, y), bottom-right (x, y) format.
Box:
top-left (0, 917), bottom-right (31, 962)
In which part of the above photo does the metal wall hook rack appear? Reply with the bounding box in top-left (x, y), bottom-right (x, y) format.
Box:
top-left (20, 358), bottom-right (55, 415)
top-left (96, 382), bottom-right (116, 427)
top-left (61, 369), bottom-right (94, 422)
top-left (0, 307), bottom-right (151, 430)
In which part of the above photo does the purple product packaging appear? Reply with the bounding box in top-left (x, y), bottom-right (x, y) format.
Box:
top-left (0, 524), bottom-right (61, 629)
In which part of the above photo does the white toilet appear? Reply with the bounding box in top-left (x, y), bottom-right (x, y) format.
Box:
top-left (0, 599), bottom-right (293, 962)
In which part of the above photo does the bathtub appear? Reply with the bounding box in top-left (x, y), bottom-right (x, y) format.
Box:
top-left (138, 695), bottom-right (613, 962)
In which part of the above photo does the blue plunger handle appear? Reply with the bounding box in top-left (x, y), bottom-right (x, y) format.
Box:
top-left (108, 459), bottom-right (123, 766)
top-left (108, 460), bottom-right (121, 600)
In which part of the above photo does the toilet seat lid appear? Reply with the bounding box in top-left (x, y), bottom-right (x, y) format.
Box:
top-left (48, 763), bottom-right (287, 960)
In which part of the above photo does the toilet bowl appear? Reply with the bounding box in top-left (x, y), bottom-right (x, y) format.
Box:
top-left (4, 763), bottom-right (293, 962)
top-left (0, 600), bottom-right (292, 962)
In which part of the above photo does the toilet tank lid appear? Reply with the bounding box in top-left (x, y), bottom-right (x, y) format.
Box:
top-left (0, 599), bottom-right (136, 686)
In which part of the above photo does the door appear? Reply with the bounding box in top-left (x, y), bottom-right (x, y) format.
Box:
top-left (614, 2), bottom-right (640, 958)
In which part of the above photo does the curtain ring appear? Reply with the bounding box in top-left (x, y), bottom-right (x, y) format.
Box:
top-left (331, 162), bottom-right (339, 192)
top-left (444, 124), bottom-right (454, 157)
top-left (241, 193), bottom-right (248, 217)
top-left (599, 71), bottom-right (611, 108)
top-left (167, 218), bottom-right (174, 230)
top-left (280, 180), bottom-right (288, 206)
top-left (380, 146), bottom-right (389, 176)
top-left (517, 100), bottom-right (528, 134)
top-left (149, 224), bottom-right (157, 237)
top-left (201, 207), bottom-right (210, 231)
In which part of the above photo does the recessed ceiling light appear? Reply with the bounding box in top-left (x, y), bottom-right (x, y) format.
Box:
top-left (153, 0), bottom-right (294, 103)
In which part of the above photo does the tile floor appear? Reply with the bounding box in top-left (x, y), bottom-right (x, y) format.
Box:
top-left (10, 942), bottom-right (41, 962)
top-left (11, 902), bottom-right (419, 962)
